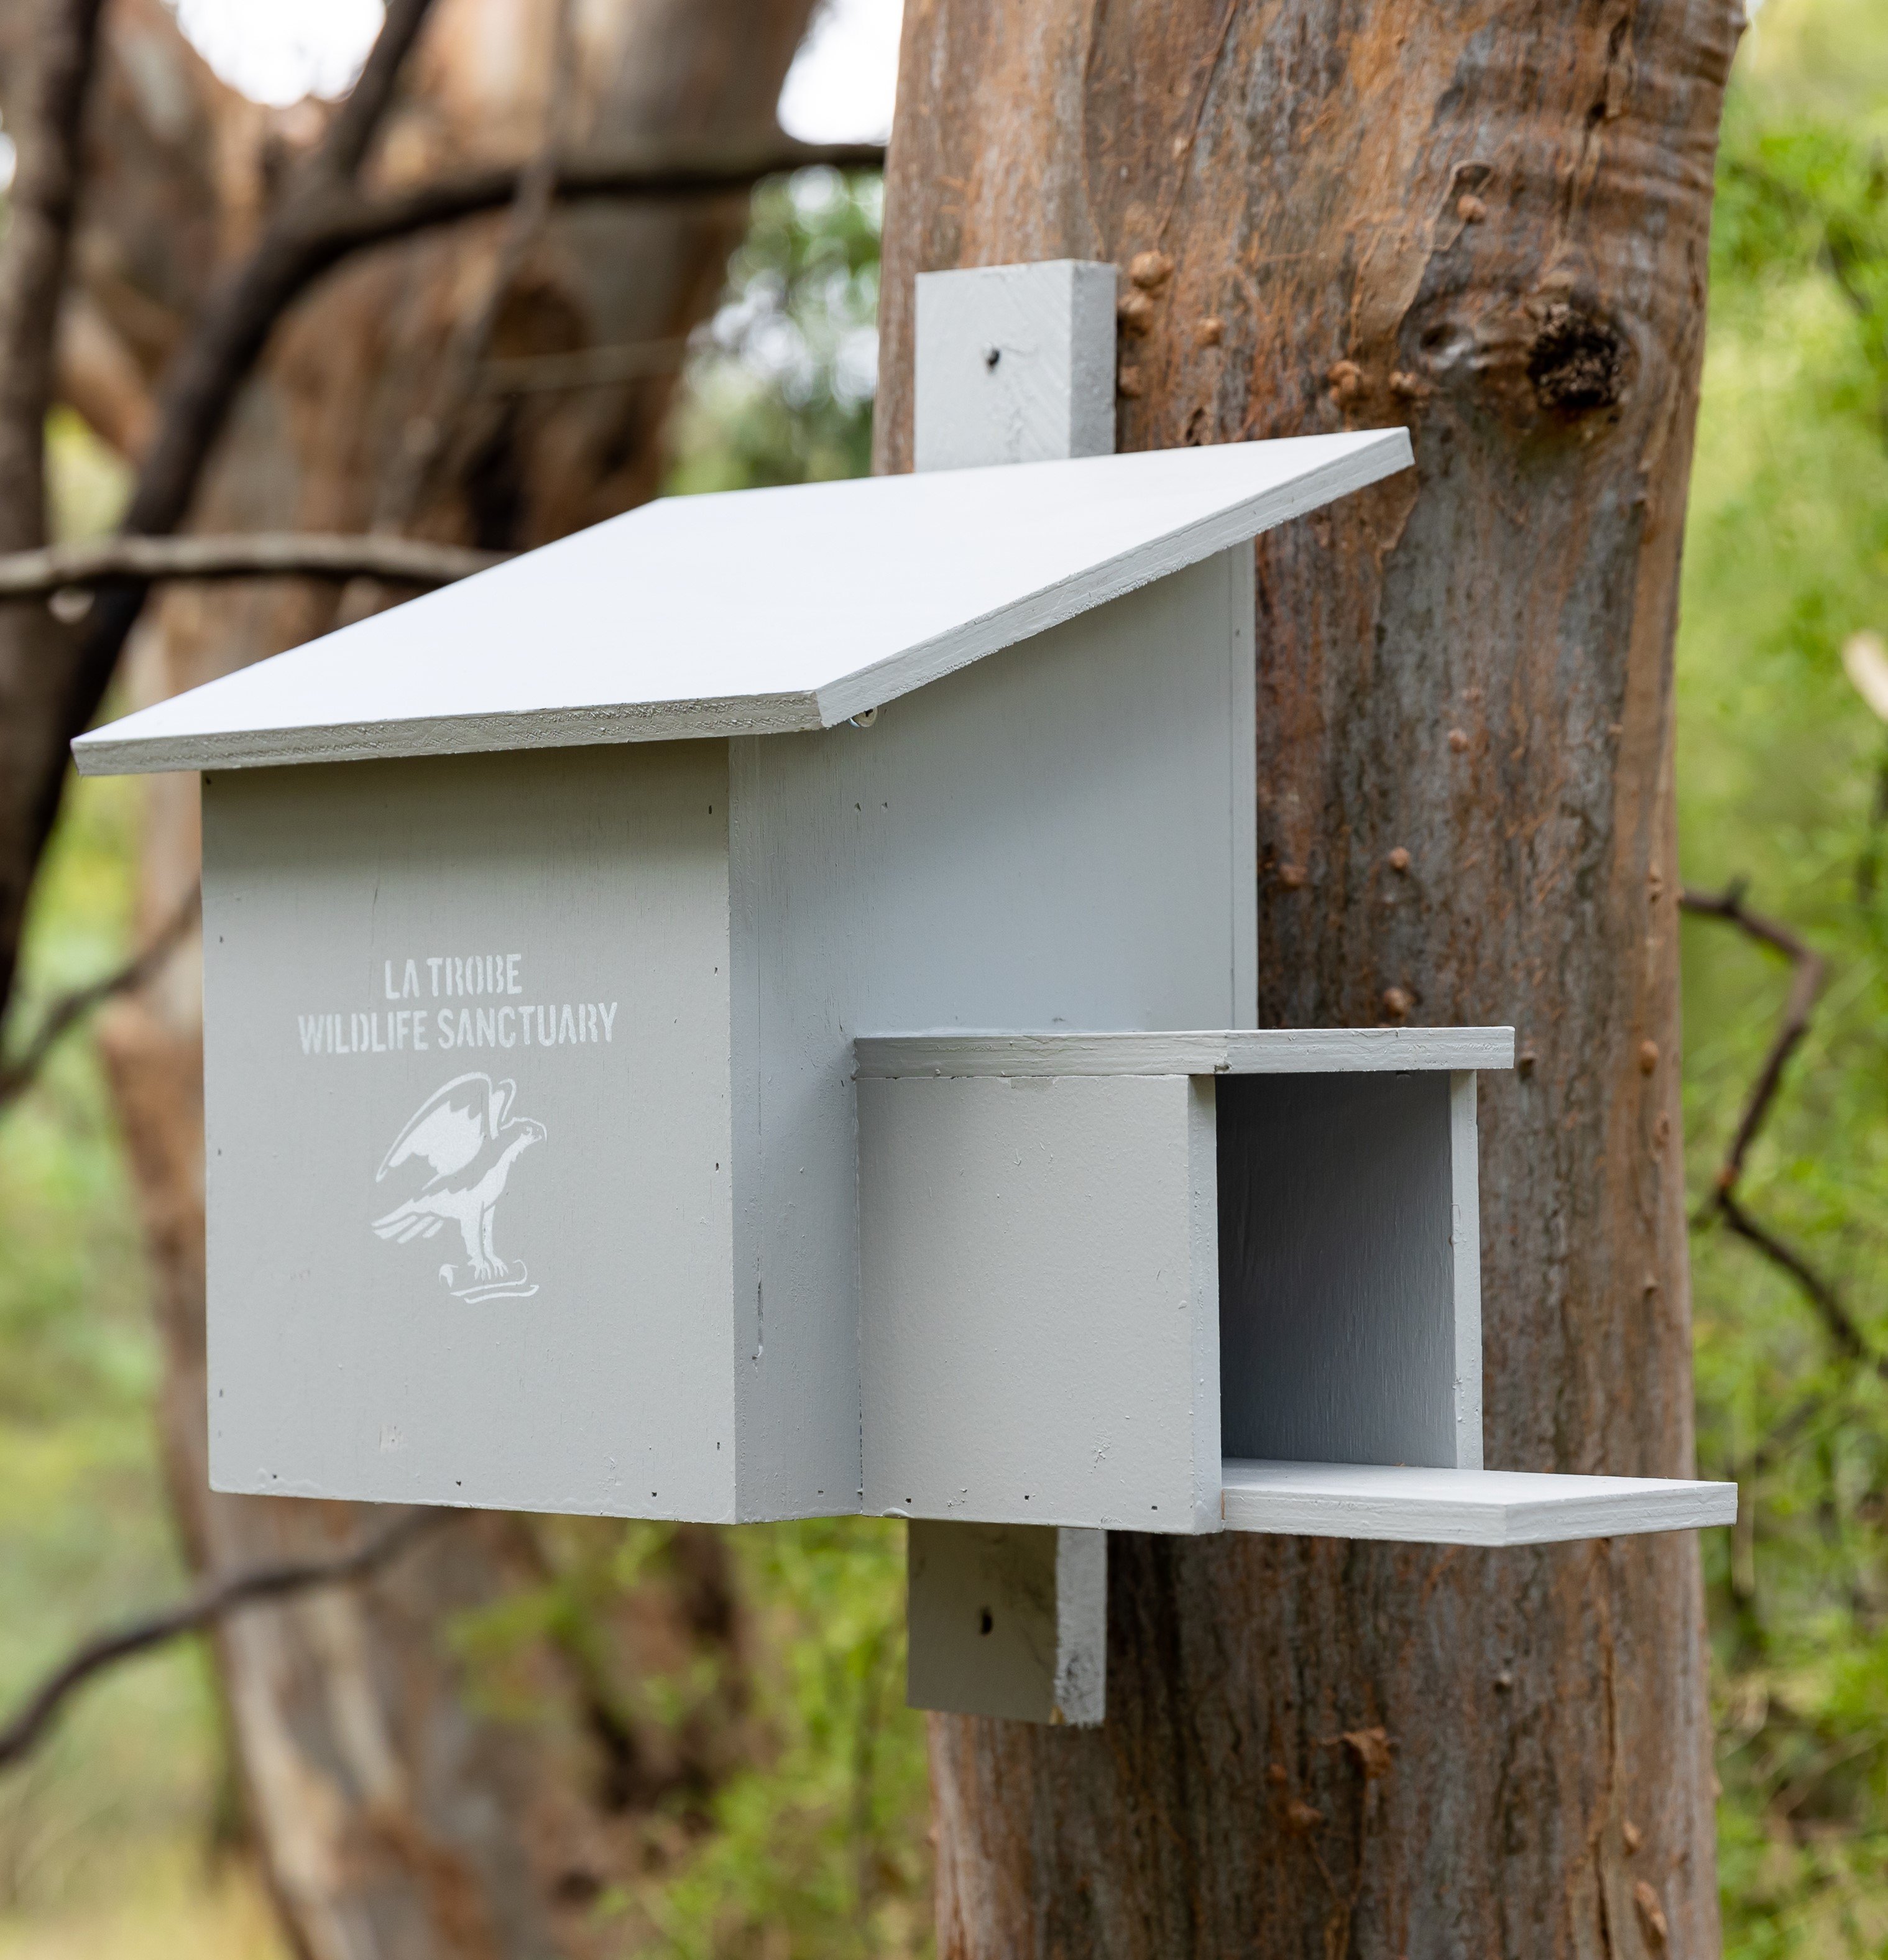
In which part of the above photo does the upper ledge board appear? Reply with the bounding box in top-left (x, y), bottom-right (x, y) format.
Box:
top-left (73, 430), bottom-right (1411, 778)
top-left (1221, 1460), bottom-right (1739, 1547)
top-left (853, 1026), bottom-right (1516, 1079)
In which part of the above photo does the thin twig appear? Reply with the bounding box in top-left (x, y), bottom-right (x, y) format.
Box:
top-left (0, 1509), bottom-right (443, 1773)
top-left (478, 338), bottom-right (692, 395)
top-left (372, 0), bottom-right (582, 535)
top-left (1680, 881), bottom-right (1828, 1190)
top-left (1679, 881), bottom-right (1870, 1362)
top-left (0, 885), bottom-right (200, 1108)
top-left (0, 533), bottom-right (502, 602)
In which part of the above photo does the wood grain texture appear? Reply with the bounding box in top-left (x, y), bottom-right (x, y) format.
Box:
top-left (880, 2), bottom-right (1736, 1954)
top-left (913, 260), bottom-right (1117, 467)
top-left (854, 1026), bottom-right (1514, 1076)
top-left (908, 1521), bottom-right (1107, 1724)
top-left (1220, 1461), bottom-right (1738, 1545)
top-left (1217, 1072), bottom-right (1465, 1471)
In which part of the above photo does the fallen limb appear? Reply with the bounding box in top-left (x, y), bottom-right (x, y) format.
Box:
top-left (0, 1507), bottom-right (444, 1772)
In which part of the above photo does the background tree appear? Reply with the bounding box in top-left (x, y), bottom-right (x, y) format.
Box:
top-left (875, 2), bottom-right (1739, 1953)
top-left (0, 1), bottom-right (896, 1953)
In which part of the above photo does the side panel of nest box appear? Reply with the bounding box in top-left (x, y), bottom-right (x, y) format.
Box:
top-left (201, 743), bottom-right (741, 1520)
top-left (860, 1071), bottom-right (1221, 1532)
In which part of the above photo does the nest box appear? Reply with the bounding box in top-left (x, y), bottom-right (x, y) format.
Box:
top-left (75, 259), bottom-right (1733, 1724)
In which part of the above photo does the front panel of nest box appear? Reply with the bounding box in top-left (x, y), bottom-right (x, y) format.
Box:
top-left (200, 744), bottom-right (742, 1522)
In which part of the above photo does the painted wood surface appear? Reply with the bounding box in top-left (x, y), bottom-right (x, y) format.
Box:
top-left (1218, 1071), bottom-right (1478, 1470)
top-left (71, 431), bottom-right (1408, 775)
top-left (726, 538), bottom-right (1258, 1520)
top-left (913, 261), bottom-right (1117, 470)
top-left (907, 1521), bottom-right (1106, 1724)
top-left (202, 745), bottom-right (740, 1519)
top-left (1220, 1460), bottom-right (1738, 1546)
top-left (859, 1072), bottom-right (1220, 1532)
top-left (854, 1026), bottom-right (1514, 1077)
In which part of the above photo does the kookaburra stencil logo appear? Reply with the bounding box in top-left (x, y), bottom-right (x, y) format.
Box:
top-left (371, 1074), bottom-right (545, 1302)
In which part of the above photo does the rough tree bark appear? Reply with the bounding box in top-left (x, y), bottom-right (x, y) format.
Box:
top-left (877, 2), bottom-right (1739, 1954)
top-left (5, 2), bottom-right (817, 1954)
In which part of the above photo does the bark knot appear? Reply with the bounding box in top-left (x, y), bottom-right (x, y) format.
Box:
top-left (1527, 303), bottom-right (1628, 416)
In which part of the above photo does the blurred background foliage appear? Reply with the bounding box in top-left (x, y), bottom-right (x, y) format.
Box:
top-left (2, 0), bottom-right (1887, 1951)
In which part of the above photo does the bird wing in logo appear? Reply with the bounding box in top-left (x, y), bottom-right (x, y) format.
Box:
top-left (371, 1073), bottom-right (543, 1301)
top-left (375, 1073), bottom-right (492, 1187)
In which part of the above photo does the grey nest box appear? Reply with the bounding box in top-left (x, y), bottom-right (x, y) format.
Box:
top-left (76, 260), bottom-right (1731, 1728)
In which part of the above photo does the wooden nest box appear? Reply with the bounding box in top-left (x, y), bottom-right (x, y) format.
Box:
top-left (77, 260), bottom-right (1731, 1727)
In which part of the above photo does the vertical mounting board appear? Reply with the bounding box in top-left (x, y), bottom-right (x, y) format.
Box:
top-left (913, 260), bottom-right (1118, 471)
top-left (899, 258), bottom-right (1128, 1727)
top-left (907, 1521), bottom-right (1105, 1724)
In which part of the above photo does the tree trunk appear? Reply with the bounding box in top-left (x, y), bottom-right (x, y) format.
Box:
top-left (72, 1), bottom-right (816, 1953)
top-left (877, 3), bottom-right (1737, 1954)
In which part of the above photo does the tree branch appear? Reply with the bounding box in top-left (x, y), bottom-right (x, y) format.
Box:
top-left (0, 0), bottom-right (110, 1019)
top-left (0, 0), bottom-right (108, 554)
top-left (1680, 881), bottom-right (1828, 1192)
top-left (1678, 882), bottom-right (1874, 1363)
top-left (0, 1509), bottom-right (444, 1774)
top-left (369, 0), bottom-right (581, 536)
top-left (318, 139), bottom-right (888, 271)
top-left (315, 0), bottom-right (438, 185)
top-left (0, 885), bottom-right (200, 1109)
top-left (0, 532), bottom-right (504, 602)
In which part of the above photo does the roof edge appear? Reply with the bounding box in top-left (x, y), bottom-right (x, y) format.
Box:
top-left (853, 1025), bottom-right (1515, 1077)
top-left (72, 689), bottom-right (826, 776)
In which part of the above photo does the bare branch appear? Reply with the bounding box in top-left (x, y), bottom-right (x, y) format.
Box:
top-left (0, 1509), bottom-right (444, 1774)
top-left (0, 0), bottom-right (108, 553)
top-left (315, 0), bottom-right (438, 184)
top-left (0, 532), bottom-right (503, 602)
top-left (1680, 881), bottom-right (1828, 1192)
top-left (1678, 881), bottom-right (1876, 1366)
top-left (1719, 1189), bottom-right (1871, 1365)
top-left (321, 139), bottom-right (886, 270)
top-left (0, 885), bottom-right (200, 1108)
top-left (371, 0), bottom-right (581, 534)
top-left (0, 0), bottom-right (109, 1018)
top-left (479, 337), bottom-right (692, 395)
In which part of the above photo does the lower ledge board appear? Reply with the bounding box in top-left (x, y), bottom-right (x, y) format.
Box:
top-left (1221, 1458), bottom-right (1738, 1546)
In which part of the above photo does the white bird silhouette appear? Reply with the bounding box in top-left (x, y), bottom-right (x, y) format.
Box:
top-left (371, 1074), bottom-right (544, 1284)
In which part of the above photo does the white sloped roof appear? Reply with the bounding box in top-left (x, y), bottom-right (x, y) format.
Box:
top-left (74, 430), bottom-right (1411, 775)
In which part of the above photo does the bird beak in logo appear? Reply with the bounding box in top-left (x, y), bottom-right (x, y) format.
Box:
top-left (371, 1074), bottom-right (544, 1302)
